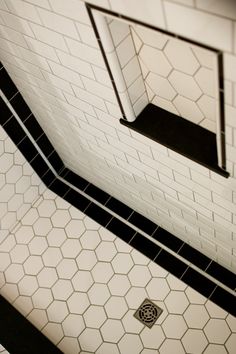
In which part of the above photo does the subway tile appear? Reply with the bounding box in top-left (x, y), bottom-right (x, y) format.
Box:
top-left (37, 8), bottom-right (79, 39)
top-left (49, 0), bottom-right (90, 24)
top-left (224, 54), bottom-right (236, 84)
top-left (30, 23), bottom-right (68, 52)
top-left (206, 262), bottom-right (236, 290)
top-left (178, 244), bottom-right (211, 270)
top-left (82, 76), bottom-right (117, 104)
top-left (0, 10), bottom-right (34, 36)
top-left (64, 188), bottom-right (91, 212)
top-left (0, 24), bottom-right (28, 48)
top-left (130, 232), bottom-right (161, 260)
top-left (196, 0), bottom-right (236, 20)
top-left (56, 51), bottom-right (94, 80)
top-left (152, 227), bottom-right (184, 252)
top-left (7, 0), bottom-right (42, 24)
top-left (25, 37), bottom-right (59, 62)
top-left (128, 211), bottom-right (158, 235)
top-left (155, 249), bottom-right (188, 278)
top-left (164, 2), bottom-right (232, 52)
top-left (84, 202), bottom-right (112, 226)
top-left (84, 184), bottom-right (110, 204)
top-left (106, 217), bottom-right (136, 243)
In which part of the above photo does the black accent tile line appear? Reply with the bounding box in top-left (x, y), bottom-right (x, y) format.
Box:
top-left (59, 168), bottom-right (90, 191)
top-left (0, 295), bottom-right (63, 354)
top-left (205, 261), bottom-right (236, 291)
top-left (210, 286), bottom-right (236, 317)
top-left (130, 232), bottom-right (162, 260)
top-left (0, 97), bottom-right (13, 125)
top-left (63, 188), bottom-right (91, 212)
top-left (105, 197), bottom-right (133, 219)
top-left (181, 267), bottom-right (217, 298)
top-left (9, 92), bottom-right (32, 122)
top-left (128, 211), bottom-right (158, 235)
top-left (178, 243), bottom-right (211, 271)
top-left (84, 202), bottom-right (113, 227)
top-left (3, 116), bottom-right (26, 145)
top-left (0, 67), bottom-right (18, 100)
top-left (154, 249), bottom-right (188, 278)
top-left (84, 183), bottom-right (111, 204)
top-left (23, 114), bottom-right (44, 141)
top-left (152, 227), bottom-right (184, 253)
top-left (106, 217), bottom-right (136, 243)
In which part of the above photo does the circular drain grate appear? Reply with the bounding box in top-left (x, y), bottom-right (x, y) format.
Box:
top-left (134, 299), bottom-right (163, 328)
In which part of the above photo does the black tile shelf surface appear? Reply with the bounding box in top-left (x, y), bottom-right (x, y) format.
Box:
top-left (1, 62), bottom-right (236, 333)
top-left (120, 104), bottom-right (229, 178)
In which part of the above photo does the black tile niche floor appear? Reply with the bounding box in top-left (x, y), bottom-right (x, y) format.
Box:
top-left (0, 63), bottom-right (236, 327)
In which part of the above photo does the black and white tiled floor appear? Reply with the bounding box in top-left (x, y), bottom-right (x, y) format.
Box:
top-left (1, 62), bottom-right (236, 353)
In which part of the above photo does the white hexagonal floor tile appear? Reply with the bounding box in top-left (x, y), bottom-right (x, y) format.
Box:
top-left (184, 304), bottom-right (209, 329)
top-left (18, 275), bottom-right (38, 296)
top-left (122, 309), bottom-right (144, 334)
top-left (204, 319), bottom-right (231, 344)
top-left (162, 314), bottom-right (187, 339)
top-left (96, 342), bottom-right (120, 354)
top-left (204, 344), bottom-right (228, 354)
top-left (76, 249), bottom-right (97, 270)
top-left (108, 274), bottom-right (131, 296)
top-left (80, 230), bottom-right (101, 250)
top-left (165, 291), bottom-right (189, 314)
top-left (92, 262), bottom-right (114, 283)
top-left (47, 229), bottom-right (67, 247)
top-left (105, 296), bottom-right (128, 319)
top-left (65, 219), bottom-right (85, 238)
top-left (27, 309), bottom-right (48, 330)
top-left (15, 225), bottom-right (34, 244)
top-left (23, 255), bottom-right (44, 275)
top-left (88, 283), bottom-right (110, 306)
top-left (47, 300), bottom-right (68, 322)
top-left (56, 258), bottom-right (77, 279)
top-left (96, 241), bottom-right (117, 262)
top-left (62, 314), bottom-right (85, 337)
top-left (146, 278), bottom-right (170, 301)
top-left (37, 267), bottom-right (58, 288)
top-left (38, 200), bottom-right (56, 217)
top-left (79, 328), bottom-right (102, 352)
top-left (67, 292), bottom-right (90, 314)
top-left (42, 322), bottom-right (64, 345)
top-left (32, 288), bottom-right (53, 309)
top-left (140, 325), bottom-right (165, 350)
top-left (28, 237), bottom-right (48, 255)
top-left (101, 319), bottom-right (125, 343)
top-left (125, 287), bottom-right (148, 309)
top-left (51, 209), bottom-right (70, 228)
top-left (118, 334), bottom-right (143, 354)
top-left (58, 337), bottom-right (81, 354)
top-left (72, 270), bottom-right (93, 292)
top-left (84, 305), bottom-right (107, 328)
top-left (182, 329), bottom-right (208, 354)
top-left (42, 247), bottom-right (62, 267)
top-left (52, 279), bottom-right (73, 300)
top-left (111, 253), bottom-right (134, 274)
top-left (10, 244), bottom-right (29, 263)
top-left (159, 339), bottom-right (185, 354)
top-left (33, 218), bottom-right (52, 236)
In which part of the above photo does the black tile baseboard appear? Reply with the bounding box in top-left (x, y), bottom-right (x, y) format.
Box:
top-left (1, 62), bottom-right (235, 318)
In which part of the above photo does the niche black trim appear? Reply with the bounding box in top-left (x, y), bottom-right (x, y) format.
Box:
top-left (86, 3), bottom-right (228, 178)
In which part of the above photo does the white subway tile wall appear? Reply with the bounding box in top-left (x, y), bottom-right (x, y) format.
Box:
top-left (0, 0), bottom-right (236, 275)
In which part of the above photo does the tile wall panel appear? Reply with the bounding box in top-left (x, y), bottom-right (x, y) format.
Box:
top-left (0, 0), bottom-right (236, 273)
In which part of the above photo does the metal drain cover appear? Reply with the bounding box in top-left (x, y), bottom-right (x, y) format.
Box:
top-left (134, 299), bottom-right (163, 328)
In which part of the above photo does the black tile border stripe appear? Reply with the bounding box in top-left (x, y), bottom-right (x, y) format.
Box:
top-left (0, 63), bottom-right (235, 323)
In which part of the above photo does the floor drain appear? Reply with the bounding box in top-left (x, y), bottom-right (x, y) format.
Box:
top-left (133, 299), bottom-right (163, 328)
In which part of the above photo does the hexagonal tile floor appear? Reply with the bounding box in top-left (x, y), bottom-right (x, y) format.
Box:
top-left (1, 186), bottom-right (235, 354)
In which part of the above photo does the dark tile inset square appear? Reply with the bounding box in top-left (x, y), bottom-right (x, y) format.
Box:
top-left (206, 261), bottom-right (236, 290)
top-left (0, 68), bottom-right (18, 100)
top-left (62, 169), bottom-right (89, 191)
top-left (152, 227), bottom-right (184, 252)
top-left (17, 137), bottom-right (39, 162)
top-left (155, 249), bottom-right (188, 278)
top-left (130, 233), bottom-right (161, 260)
top-left (128, 211), bottom-right (158, 235)
top-left (47, 151), bottom-right (64, 173)
top-left (24, 115), bottom-right (44, 141)
top-left (10, 93), bottom-right (31, 121)
top-left (181, 267), bottom-right (216, 298)
top-left (106, 217), bottom-right (136, 243)
top-left (210, 287), bottom-right (236, 317)
top-left (41, 170), bottom-right (56, 187)
top-left (85, 203), bottom-right (112, 227)
top-left (105, 197), bottom-right (133, 219)
top-left (64, 189), bottom-right (90, 212)
top-left (3, 117), bottom-right (26, 145)
top-left (36, 134), bottom-right (54, 157)
top-left (49, 179), bottom-right (70, 197)
top-left (84, 183), bottom-right (110, 204)
top-left (178, 244), bottom-right (211, 271)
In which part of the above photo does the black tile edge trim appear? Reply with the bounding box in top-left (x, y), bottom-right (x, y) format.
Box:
top-left (210, 286), bottom-right (236, 316)
top-left (206, 261), bottom-right (236, 291)
top-left (0, 295), bottom-right (63, 354)
top-left (181, 267), bottom-right (217, 298)
top-left (130, 232), bottom-right (161, 260)
top-left (152, 227), bottom-right (184, 253)
top-left (106, 217), bottom-right (136, 243)
top-left (128, 211), bottom-right (158, 235)
top-left (154, 249), bottom-right (188, 278)
top-left (120, 105), bottom-right (229, 178)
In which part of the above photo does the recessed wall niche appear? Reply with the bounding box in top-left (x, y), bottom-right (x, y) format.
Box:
top-left (87, 4), bottom-right (228, 177)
